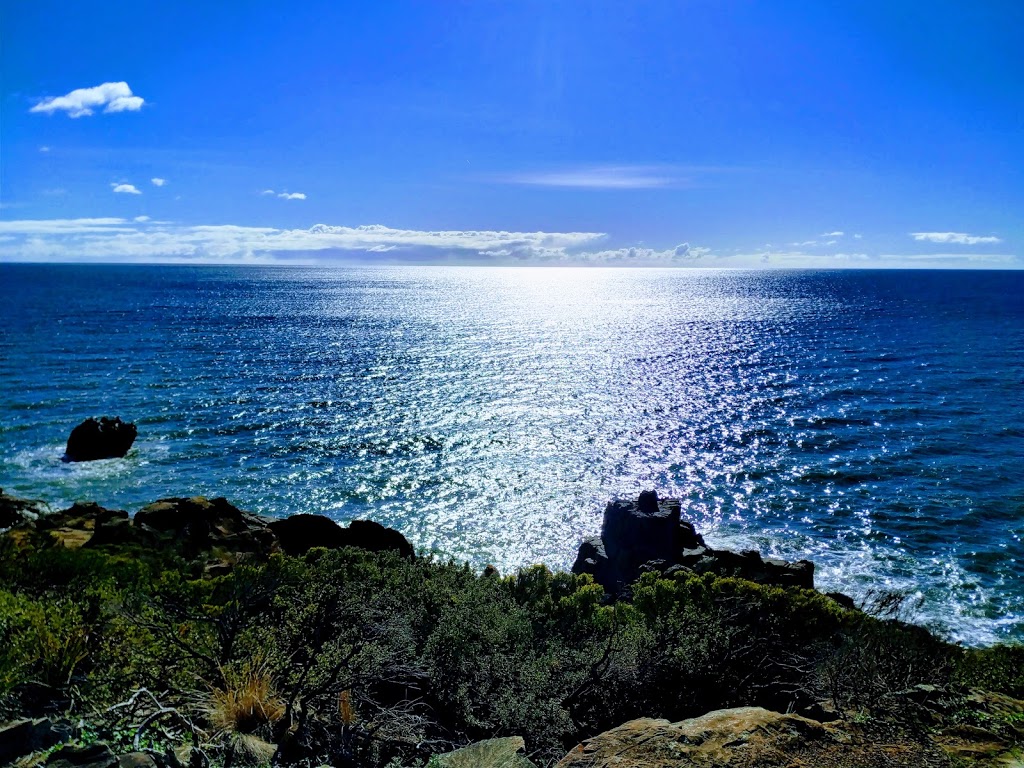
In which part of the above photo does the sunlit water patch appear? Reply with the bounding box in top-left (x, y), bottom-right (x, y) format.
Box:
top-left (1, 265), bottom-right (1022, 644)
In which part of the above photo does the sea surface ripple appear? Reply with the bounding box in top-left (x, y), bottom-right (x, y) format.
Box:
top-left (1, 265), bottom-right (1022, 644)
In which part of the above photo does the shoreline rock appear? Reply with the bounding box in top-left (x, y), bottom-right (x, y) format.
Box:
top-left (3, 495), bottom-right (415, 570)
top-left (572, 490), bottom-right (816, 595)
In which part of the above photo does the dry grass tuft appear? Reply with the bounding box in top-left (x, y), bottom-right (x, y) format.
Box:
top-left (204, 658), bottom-right (286, 736)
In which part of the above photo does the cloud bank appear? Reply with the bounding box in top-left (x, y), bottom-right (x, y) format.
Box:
top-left (30, 82), bottom-right (145, 118)
top-left (0, 218), bottom-right (1015, 269)
top-left (911, 232), bottom-right (1002, 245)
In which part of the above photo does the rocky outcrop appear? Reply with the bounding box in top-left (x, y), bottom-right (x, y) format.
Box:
top-left (0, 488), bottom-right (46, 528)
top-left (2, 493), bottom-right (416, 572)
top-left (134, 496), bottom-right (279, 561)
top-left (557, 707), bottom-right (839, 767)
top-left (63, 417), bottom-right (138, 462)
top-left (269, 514), bottom-right (415, 558)
top-left (572, 490), bottom-right (815, 594)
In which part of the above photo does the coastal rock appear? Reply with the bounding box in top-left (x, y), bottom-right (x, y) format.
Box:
top-left (0, 488), bottom-right (46, 528)
top-left (63, 417), bottom-right (137, 462)
top-left (556, 707), bottom-right (838, 767)
top-left (268, 514), bottom-right (415, 558)
top-left (571, 491), bottom-right (693, 594)
top-left (573, 490), bottom-right (815, 594)
top-left (134, 496), bottom-right (278, 561)
top-left (268, 513), bottom-right (350, 554)
top-left (32, 502), bottom-right (137, 549)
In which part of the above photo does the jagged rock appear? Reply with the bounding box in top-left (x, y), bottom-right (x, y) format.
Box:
top-left (557, 708), bottom-right (837, 767)
top-left (433, 736), bottom-right (537, 767)
top-left (267, 513), bottom-right (348, 553)
top-left (0, 488), bottom-right (45, 528)
top-left (63, 417), bottom-right (137, 462)
top-left (0, 718), bottom-right (73, 763)
top-left (33, 502), bottom-right (137, 549)
top-left (268, 514), bottom-right (414, 559)
top-left (46, 743), bottom-right (118, 768)
top-left (346, 519), bottom-right (415, 559)
top-left (572, 491), bottom-right (690, 593)
top-left (134, 496), bottom-right (278, 560)
top-left (573, 491), bottom-right (815, 594)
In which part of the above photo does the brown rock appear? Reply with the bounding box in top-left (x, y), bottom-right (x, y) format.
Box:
top-left (557, 707), bottom-right (836, 767)
top-left (433, 736), bottom-right (536, 768)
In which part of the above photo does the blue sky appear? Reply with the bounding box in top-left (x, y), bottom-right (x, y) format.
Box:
top-left (2, 1), bottom-right (1021, 267)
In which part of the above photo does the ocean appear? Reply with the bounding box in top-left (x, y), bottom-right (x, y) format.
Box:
top-left (1, 264), bottom-right (1021, 644)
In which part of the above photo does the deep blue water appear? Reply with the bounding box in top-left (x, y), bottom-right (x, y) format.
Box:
top-left (1, 264), bottom-right (1022, 644)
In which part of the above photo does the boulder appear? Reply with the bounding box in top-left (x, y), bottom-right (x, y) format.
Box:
top-left (117, 754), bottom-right (159, 768)
top-left (63, 417), bottom-right (137, 462)
top-left (268, 513), bottom-right (349, 554)
top-left (573, 491), bottom-right (815, 594)
top-left (134, 497), bottom-right (278, 560)
top-left (33, 502), bottom-right (139, 549)
top-left (46, 743), bottom-right (118, 768)
top-left (268, 514), bottom-right (414, 559)
top-left (0, 488), bottom-right (45, 528)
top-left (433, 736), bottom-right (537, 768)
top-left (347, 519), bottom-right (415, 559)
top-left (557, 707), bottom-right (837, 767)
top-left (0, 718), bottom-right (73, 763)
top-left (572, 491), bottom-right (691, 594)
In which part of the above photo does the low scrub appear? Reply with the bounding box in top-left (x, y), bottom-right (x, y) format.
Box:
top-left (0, 536), bottom-right (1017, 766)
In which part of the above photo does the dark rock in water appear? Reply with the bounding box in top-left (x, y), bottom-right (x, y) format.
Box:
top-left (46, 743), bottom-right (118, 768)
top-left (269, 514), bottom-right (415, 559)
top-left (63, 417), bottom-right (137, 462)
top-left (573, 491), bottom-right (816, 594)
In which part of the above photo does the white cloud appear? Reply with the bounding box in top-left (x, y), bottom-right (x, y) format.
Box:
top-left (30, 81), bottom-right (145, 118)
top-left (111, 183), bottom-right (142, 195)
top-left (261, 189), bottom-right (307, 200)
top-left (498, 165), bottom-right (682, 190)
top-left (0, 219), bottom-right (608, 264)
top-left (39, 146), bottom-right (51, 153)
top-left (853, 234), bottom-right (863, 239)
top-left (821, 231), bottom-right (844, 237)
top-left (0, 218), bottom-right (135, 234)
top-left (911, 231), bottom-right (1002, 245)
top-left (151, 178), bottom-right (166, 187)
top-left (0, 218), bottom-right (1015, 269)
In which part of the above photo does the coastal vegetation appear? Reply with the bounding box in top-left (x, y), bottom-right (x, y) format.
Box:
top-left (0, 492), bottom-right (1021, 767)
